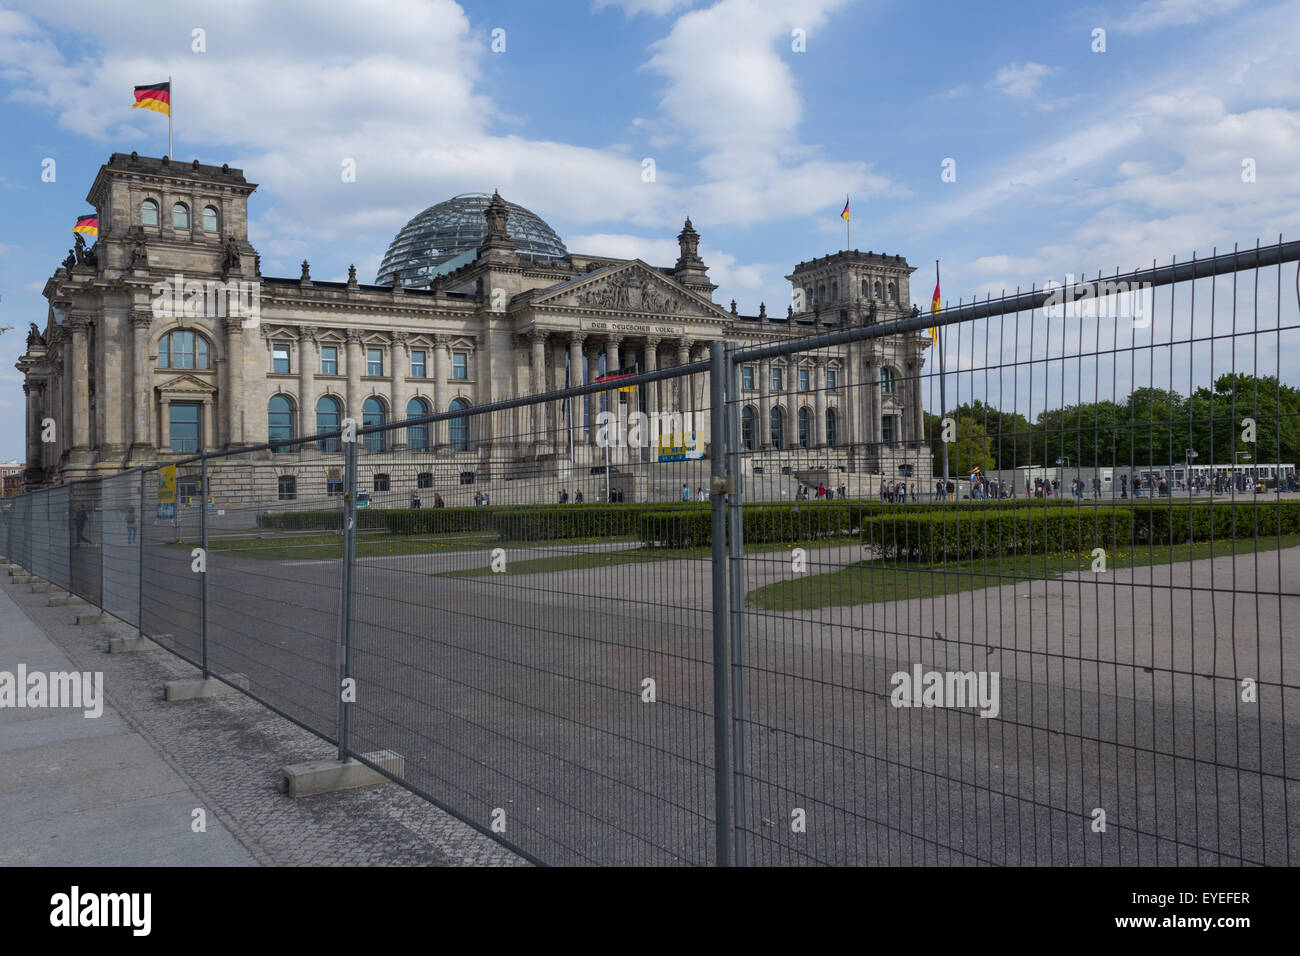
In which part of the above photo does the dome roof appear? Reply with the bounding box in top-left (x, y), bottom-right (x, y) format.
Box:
top-left (375, 193), bottom-right (568, 287)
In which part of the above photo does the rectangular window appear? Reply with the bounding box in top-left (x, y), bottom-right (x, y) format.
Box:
top-left (367, 348), bottom-right (383, 376)
top-left (320, 346), bottom-right (338, 375)
top-left (881, 416), bottom-right (894, 444)
top-left (826, 370), bottom-right (837, 390)
top-left (453, 352), bottom-right (468, 379)
top-left (169, 402), bottom-right (201, 453)
top-left (410, 350), bottom-right (426, 378)
top-left (799, 368), bottom-right (810, 391)
top-left (771, 368), bottom-right (783, 391)
top-left (742, 366), bottom-right (754, 390)
top-left (273, 343), bottom-right (290, 374)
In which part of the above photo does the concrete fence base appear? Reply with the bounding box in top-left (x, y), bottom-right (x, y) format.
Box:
top-left (281, 751), bottom-right (406, 798)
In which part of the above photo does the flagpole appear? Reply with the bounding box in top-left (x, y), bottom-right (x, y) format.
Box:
top-left (167, 75), bottom-right (173, 160)
top-left (845, 193), bottom-right (850, 250)
top-left (936, 260), bottom-right (949, 502)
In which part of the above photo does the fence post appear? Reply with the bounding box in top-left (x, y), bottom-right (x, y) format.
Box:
top-left (336, 431), bottom-right (359, 762)
top-left (723, 342), bottom-right (751, 866)
top-left (709, 344), bottom-right (733, 867)
top-left (200, 456), bottom-right (210, 678)
top-left (137, 468), bottom-right (146, 633)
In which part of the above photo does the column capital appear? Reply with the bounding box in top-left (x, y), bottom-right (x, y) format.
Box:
top-left (568, 330), bottom-right (586, 347)
top-left (605, 333), bottom-right (624, 347)
top-left (527, 326), bottom-right (548, 343)
top-left (345, 328), bottom-right (365, 345)
top-left (298, 325), bottom-right (319, 343)
top-left (66, 312), bottom-right (91, 333)
top-left (129, 310), bottom-right (153, 330)
top-left (677, 337), bottom-right (693, 353)
top-left (391, 330), bottom-right (409, 345)
top-left (434, 333), bottom-right (452, 347)
top-left (222, 315), bottom-right (243, 334)
top-left (645, 335), bottom-right (662, 348)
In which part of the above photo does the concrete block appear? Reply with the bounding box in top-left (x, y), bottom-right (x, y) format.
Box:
top-left (109, 635), bottom-right (173, 654)
top-left (163, 673), bottom-right (249, 702)
top-left (29, 582), bottom-right (52, 593)
top-left (76, 612), bottom-right (104, 626)
top-left (281, 751), bottom-right (406, 798)
top-left (48, 594), bottom-right (87, 607)
top-left (12, 575), bottom-right (37, 585)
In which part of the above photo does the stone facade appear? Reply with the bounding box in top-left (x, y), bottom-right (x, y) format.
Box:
top-left (16, 152), bottom-right (932, 500)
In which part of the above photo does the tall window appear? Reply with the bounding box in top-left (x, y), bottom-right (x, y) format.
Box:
top-left (170, 402), bottom-right (200, 453)
top-left (406, 398), bottom-right (429, 451)
top-left (742, 366), bottom-right (754, 390)
top-left (881, 416), bottom-right (894, 444)
top-left (742, 406), bottom-right (756, 450)
top-left (873, 281), bottom-right (882, 299)
top-left (799, 367), bottom-right (810, 391)
top-left (798, 407), bottom-right (812, 449)
top-left (272, 343), bottom-right (290, 374)
top-left (771, 367), bottom-right (783, 391)
top-left (362, 397), bottom-right (386, 452)
top-left (770, 407), bottom-right (784, 448)
top-left (417, 472), bottom-right (433, 489)
top-left (826, 370), bottom-right (837, 390)
top-left (320, 345), bottom-right (338, 375)
top-left (373, 474), bottom-right (391, 492)
top-left (172, 202), bottom-right (189, 229)
top-left (826, 408), bottom-right (838, 447)
top-left (277, 476), bottom-right (297, 501)
top-left (142, 199), bottom-right (159, 227)
top-left (829, 280), bottom-right (838, 303)
top-left (453, 352), bottom-right (468, 379)
top-left (316, 396), bottom-right (342, 452)
top-left (202, 206), bottom-right (219, 233)
top-left (410, 350), bottom-right (427, 378)
top-left (449, 398), bottom-right (470, 451)
top-left (887, 281), bottom-right (896, 302)
top-left (860, 279), bottom-right (868, 298)
top-left (881, 367), bottom-right (895, 394)
top-left (367, 348), bottom-right (383, 376)
top-left (159, 330), bottom-right (211, 369)
top-left (268, 395), bottom-right (294, 453)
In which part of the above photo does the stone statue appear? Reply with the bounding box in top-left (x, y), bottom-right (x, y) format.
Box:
top-left (347, 264), bottom-right (357, 285)
top-left (223, 235), bottom-right (242, 272)
top-left (27, 322), bottom-right (45, 350)
top-left (63, 250), bottom-right (76, 270)
top-left (300, 259), bottom-right (311, 281)
top-left (787, 304), bottom-right (794, 318)
top-left (73, 233), bottom-right (89, 265)
top-left (865, 301), bottom-right (878, 326)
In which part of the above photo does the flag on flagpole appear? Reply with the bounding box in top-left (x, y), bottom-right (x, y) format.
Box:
top-left (73, 214), bottom-right (98, 237)
top-left (840, 197), bottom-right (850, 221)
top-left (929, 276), bottom-right (941, 345)
top-left (132, 82), bottom-right (171, 115)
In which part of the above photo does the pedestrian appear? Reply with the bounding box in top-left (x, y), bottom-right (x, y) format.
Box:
top-left (682, 483), bottom-right (691, 502)
top-left (558, 488), bottom-right (569, 504)
top-left (1120, 474), bottom-right (1128, 498)
top-left (817, 482), bottom-right (827, 499)
top-left (125, 505), bottom-right (137, 544)
top-left (74, 504), bottom-right (90, 546)
top-left (574, 489), bottom-right (584, 503)
top-left (697, 487), bottom-right (705, 501)
top-left (411, 491), bottom-right (422, 508)
top-left (434, 493), bottom-right (445, 508)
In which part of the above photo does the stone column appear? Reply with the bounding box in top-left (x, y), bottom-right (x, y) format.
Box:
top-left (159, 397), bottom-right (171, 451)
top-left (759, 359), bottom-right (771, 449)
top-left (842, 345), bottom-right (856, 446)
top-left (223, 316), bottom-right (245, 446)
top-left (568, 332), bottom-right (586, 445)
top-left (814, 357), bottom-right (828, 447)
top-left (785, 359), bottom-right (799, 448)
top-left (100, 311), bottom-right (125, 456)
top-left (345, 329), bottom-right (363, 427)
top-left (913, 349), bottom-right (925, 445)
top-left (433, 334), bottom-right (450, 446)
top-left (585, 341), bottom-right (600, 446)
top-left (130, 312), bottom-right (153, 453)
top-left (24, 384), bottom-right (40, 475)
top-left (67, 314), bottom-right (92, 459)
top-left (201, 398), bottom-right (214, 451)
top-left (298, 326), bottom-right (317, 444)
top-left (675, 338), bottom-right (691, 418)
top-left (390, 331), bottom-right (407, 449)
top-left (606, 334), bottom-right (624, 438)
top-left (643, 336), bottom-right (659, 423)
top-left (530, 329), bottom-right (548, 442)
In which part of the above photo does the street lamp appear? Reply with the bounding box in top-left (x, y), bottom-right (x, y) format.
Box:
top-left (1186, 449), bottom-right (1198, 494)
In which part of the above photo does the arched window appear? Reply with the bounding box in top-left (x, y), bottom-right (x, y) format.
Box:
top-left (741, 406), bottom-right (756, 450)
top-left (798, 407), bottom-right (812, 448)
top-left (829, 280), bottom-right (838, 303)
top-left (362, 397), bottom-right (386, 453)
top-left (817, 283), bottom-right (826, 308)
top-left (172, 202), bottom-right (189, 229)
top-left (158, 329), bottom-right (212, 369)
top-left (881, 367), bottom-right (895, 394)
top-left (873, 281), bottom-right (882, 299)
top-left (770, 407), bottom-right (784, 448)
top-left (449, 398), bottom-right (470, 452)
top-left (142, 199), bottom-right (159, 227)
top-left (202, 206), bottom-right (219, 233)
top-left (406, 398), bottom-right (430, 451)
top-left (277, 476), bottom-right (296, 501)
top-left (860, 279), bottom-right (869, 298)
top-left (887, 281), bottom-right (896, 302)
top-left (826, 408), bottom-right (838, 448)
top-left (316, 396), bottom-right (342, 452)
top-left (268, 395), bottom-right (295, 453)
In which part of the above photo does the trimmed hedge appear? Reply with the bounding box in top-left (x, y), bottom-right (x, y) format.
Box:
top-left (258, 509), bottom-right (386, 531)
top-left (640, 511), bottom-right (712, 549)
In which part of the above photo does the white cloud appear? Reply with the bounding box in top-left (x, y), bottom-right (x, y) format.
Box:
top-left (594, 0), bottom-right (694, 14)
top-left (1118, 0), bottom-right (1247, 33)
top-left (991, 62), bottom-right (1056, 98)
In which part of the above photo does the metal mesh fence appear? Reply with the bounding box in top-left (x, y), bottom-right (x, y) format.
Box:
top-left (2, 240), bottom-right (1296, 866)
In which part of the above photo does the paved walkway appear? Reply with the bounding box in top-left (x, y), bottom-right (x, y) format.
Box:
top-left (0, 585), bottom-right (257, 865)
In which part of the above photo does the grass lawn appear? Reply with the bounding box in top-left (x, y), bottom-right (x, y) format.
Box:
top-left (746, 533), bottom-right (1300, 611)
top-left (178, 531), bottom-right (642, 562)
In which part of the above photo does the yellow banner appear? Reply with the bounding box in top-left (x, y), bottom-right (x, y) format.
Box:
top-left (157, 465), bottom-right (177, 504)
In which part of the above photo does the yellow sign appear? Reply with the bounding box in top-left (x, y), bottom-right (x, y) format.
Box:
top-left (157, 465), bottom-right (177, 504)
top-left (657, 431), bottom-right (704, 462)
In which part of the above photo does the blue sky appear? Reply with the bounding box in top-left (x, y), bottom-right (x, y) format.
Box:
top-left (0, 0), bottom-right (1297, 459)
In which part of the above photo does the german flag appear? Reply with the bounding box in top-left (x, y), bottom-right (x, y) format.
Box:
top-left (73, 214), bottom-right (98, 237)
top-left (132, 82), bottom-right (171, 115)
top-left (840, 197), bottom-right (850, 222)
top-left (929, 279), bottom-right (941, 345)
top-left (595, 370), bottom-right (637, 393)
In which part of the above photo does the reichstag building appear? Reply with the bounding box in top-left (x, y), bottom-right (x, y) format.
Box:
top-left (16, 152), bottom-right (932, 501)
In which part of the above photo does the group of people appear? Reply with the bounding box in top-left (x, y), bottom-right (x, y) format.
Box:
top-left (408, 492), bottom-right (446, 508)
top-left (681, 485), bottom-right (709, 501)
top-left (556, 489), bottom-right (586, 504)
top-left (796, 483), bottom-right (846, 500)
top-left (879, 481), bottom-right (911, 503)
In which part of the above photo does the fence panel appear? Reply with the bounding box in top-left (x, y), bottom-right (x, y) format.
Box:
top-left (100, 470), bottom-right (142, 627)
top-left (140, 465), bottom-right (205, 666)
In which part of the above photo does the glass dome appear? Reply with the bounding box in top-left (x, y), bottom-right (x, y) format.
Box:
top-left (375, 193), bottom-right (568, 288)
